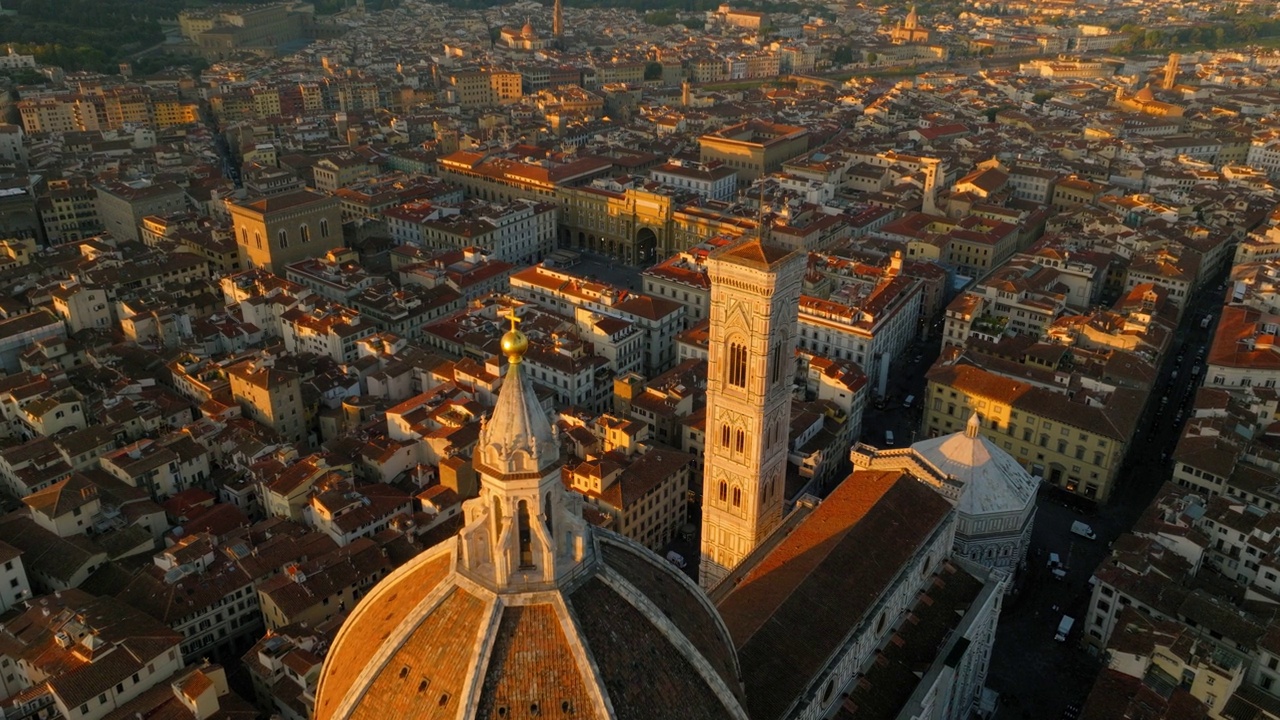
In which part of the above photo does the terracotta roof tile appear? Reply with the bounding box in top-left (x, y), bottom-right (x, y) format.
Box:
top-left (570, 577), bottom-right (738, 720)
top-left (717, 471), bottom-right (951, 720)
top-left (475, 604), bottom-right (600, 719)
top-left (599, 541), bottom-right (740, 700)
top-left (314, 551), bottom-right (453, 720)
top-left (345, 587), bottom-right (486, 720)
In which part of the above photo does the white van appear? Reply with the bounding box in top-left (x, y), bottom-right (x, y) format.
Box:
top-left (1055, 615), bottom-right (1075, 642)
top-left (1071, 521), bottom-right (1097, 540)
top-left (665, 551), bottom-right (686, 569)
top-left (903, 395), bottom-right (915, 409)
top-left (885, 430), bottom-right (895, 446)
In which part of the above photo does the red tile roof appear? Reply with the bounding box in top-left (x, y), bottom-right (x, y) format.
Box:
top-left (717, 471), bottom-right (951, 720)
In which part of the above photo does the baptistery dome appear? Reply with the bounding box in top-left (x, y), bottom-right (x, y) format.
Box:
top-left (313, 316), bottom-right (748, 720)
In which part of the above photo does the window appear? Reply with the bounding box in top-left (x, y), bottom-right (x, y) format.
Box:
top-left (300, 224), bottom-right (311, 243)
top-left (727, 342), bottom-right (747, 388)
top-left (735, 430), bottom-right (745, 453)
top-left (254, 231), bottom-right (262, 249)
top-left (718, 482), bottom-right (727, 502)
top-left (732, 487), bottom-right (741, 507)
top-left (721, 424), bottom-right (730, 448)
top-left (770, 342), bottom-right (784, 385)
top-left (278, 229), bottom-right (288, 248)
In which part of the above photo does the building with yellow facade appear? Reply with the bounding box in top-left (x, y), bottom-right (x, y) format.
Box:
top-left (922, 361), bottom-right (1143, 502)
top-left (227, 357), bottom-right (307, 446)
top-left (698, 120), bottom-right (809, 184)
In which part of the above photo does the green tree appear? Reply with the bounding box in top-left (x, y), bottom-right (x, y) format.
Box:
top-left (644, 61), bottom-right (663, 81)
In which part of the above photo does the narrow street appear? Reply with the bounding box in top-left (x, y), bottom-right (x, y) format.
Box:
top-left (985, 272), bottom-right (1229, 719)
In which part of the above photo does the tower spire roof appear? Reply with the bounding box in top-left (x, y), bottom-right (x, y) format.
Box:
top-left (477, 312), bottom-right (558, 477)
top-left (965, 412), bottom-right (980, 439)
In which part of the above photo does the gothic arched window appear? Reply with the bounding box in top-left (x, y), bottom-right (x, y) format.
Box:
top-left (718, 481), bottom-right (728, 503)
top-left (732, 487), bottom-right (742, 507)
top-left (735, 429), bottom-right (745, 453)
top-left (721, 424), bottom-right (731, 448)
top-left (771, 341), bottom-right (785, 385)
top-left (727, 342), bottom-right (747, 388)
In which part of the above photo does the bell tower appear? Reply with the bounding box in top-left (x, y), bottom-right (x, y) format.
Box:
top-left (552, 0), bottom-right (564, 47)
top-left (699, 238), bottom-right (805, 591)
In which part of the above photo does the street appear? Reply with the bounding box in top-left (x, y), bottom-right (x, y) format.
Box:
top-left (858, 332), bottom-right (941, 447)
top-left (986, 271), bottom-right (1229, 718)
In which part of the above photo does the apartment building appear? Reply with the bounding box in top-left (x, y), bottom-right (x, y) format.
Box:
top-left (650, 160), bottom-right (738, 201)
top-left (99, 437), bottom-right (205, 500)
top-left (797, 274), bottom-right (923, 395)
top-left (943, 259), bottom-right (1070, 346)
top-left (385, 197), bottom-right (556, 265)
top-left (437, 149), bottom-right (612, 203)
top-left (257, 538), bottom-right (391, 630)
top-left (38, 182), bottom-right (100, 244)
top-left (923, 362), bottom-right (1142, 501)
top-left (641, 241), bottom-right (724, 323)
top-left (0, 590), bottom-right (185, 720)
top-left (227, 359), bottom-right (307, 446)
top-left (95, 181), bottom-right (187, 243)
top-left (1206, 305), bottom-right (1280, 392)
top-left (114, 533), bottom-right (261, 663)
top-left (510, 264), bottom-right (686, 376)
top-left (563, 433), bottom-right (695, 551)
top-left (280, 303), bottom-right (376, 363)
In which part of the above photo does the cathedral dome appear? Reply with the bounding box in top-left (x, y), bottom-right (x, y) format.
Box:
top-left (521, 18), bottom-right (536, 38)
top-left (908, 413), bottom-right (1037, 516)
top-left (312, 533), bottom-right (749, 720)
top-left (314, 313), bottom-right (748, 720)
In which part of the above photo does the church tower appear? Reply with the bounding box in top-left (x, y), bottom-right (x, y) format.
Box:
top-left (699, 238), bottom-right (805, 591)
top-left (1163, 52), bottom-right (1180, 90)
top-left (552, 0), bottom-right (564, 47)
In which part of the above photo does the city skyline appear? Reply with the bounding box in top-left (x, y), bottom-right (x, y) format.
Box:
top-left (0, 0), bottom-right (1272, 718)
